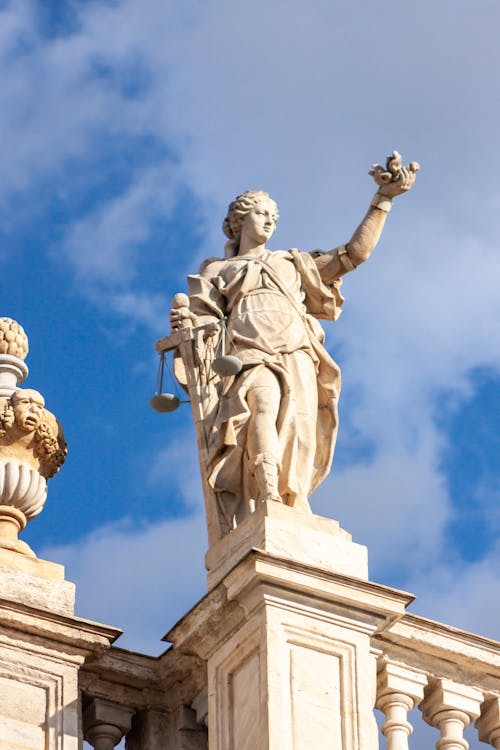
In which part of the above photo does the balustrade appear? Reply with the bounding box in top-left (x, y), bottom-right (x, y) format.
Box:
top-left (376, 662), bottom-right (427, 750)
top-left (80, 646), bottom-right (207, 750)
top-left (375, 614), bottom-right (500, 750)
top-left (375, 671), bottom-right (500, 750)
top-left (477, 696), bottom-right (500, 749)
top-left (79, 596), bottom-right (500, 750)
top-left (420, 678), bottom-right (482, 750)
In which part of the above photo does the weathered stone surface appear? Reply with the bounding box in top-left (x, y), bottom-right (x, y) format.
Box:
top-left (0, 546), bottom-right (64, 579)
top-left (0, 597), bottom-right (120, 750)
top-left (0, 546), bottom-right (74, 614)
top-left (0, 562), bottom-right (74, 615)
top-left (206, 499), bottom-right (368, 589)
top-left (168, 548), bottom-right (413, 750)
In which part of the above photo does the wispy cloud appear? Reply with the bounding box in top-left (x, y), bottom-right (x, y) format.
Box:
top-left (42, 511), bottom-right (207, 655)
top-left (61, 164), bottom-right (180, 284)
top-left (405, 540), bottom-right (500, 642)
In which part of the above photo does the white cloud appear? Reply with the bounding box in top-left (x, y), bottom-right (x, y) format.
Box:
top-left (60, 164), bottom-right (180, 284)
top-left (109, 290), bottom-right (168, 334)
top-left (147, 431), bottom-right (204, 513)
top-left (39, 431), bottom-right (207, 655)
top-left (306, 208), bottom-right (500, 582)
top-left (42, 511), bottom-right (207, 655)
top-left (313, 439), bottom-right (450, 581)
top-left (406, 540), bottom-right (500, 643)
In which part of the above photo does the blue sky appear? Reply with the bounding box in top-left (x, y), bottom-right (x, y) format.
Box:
top-left (1, 1), bottom-right (500, 703)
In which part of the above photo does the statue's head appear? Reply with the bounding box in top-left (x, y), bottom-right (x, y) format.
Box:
top-left (11, 389), bottom-right (45, 433)
top-left (223, 190), bottom-right (279, 257)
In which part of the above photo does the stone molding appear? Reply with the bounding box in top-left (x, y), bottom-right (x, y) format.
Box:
top-left (374, 613), bottom-right (500, 686)
top-left (80, 646), bottom-right (206, 714)
top-left (167, 550), bottom-right (413, 662)
top-left (0, 596), bottom-right (121, 654)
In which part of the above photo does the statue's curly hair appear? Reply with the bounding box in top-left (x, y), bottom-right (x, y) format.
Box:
top-left (222, 190), bottom-right (279, 257)
top-left (0, 399), bottom-right (14, 438)
top-left (34, 420), bottom-right (67, 477)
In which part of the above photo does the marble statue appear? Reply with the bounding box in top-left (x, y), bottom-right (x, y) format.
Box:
top-left (161, 152), bottom-right (418, 542)
top-left (0, 318), bottom-right (67, 556)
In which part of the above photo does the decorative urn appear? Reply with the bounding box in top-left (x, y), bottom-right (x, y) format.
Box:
top-left (0, 318), bottom-right (67, 557)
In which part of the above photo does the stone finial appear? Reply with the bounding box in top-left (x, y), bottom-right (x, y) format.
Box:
top-left (0, 318), bottom-right (67, 557)
top-left (0, 318), bottom-right (29, 359)
top-left (0, 317), bottom-right (29, 398)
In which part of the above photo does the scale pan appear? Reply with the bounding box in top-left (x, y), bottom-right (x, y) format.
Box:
top-left (150, 393), bottom-right (180, 413)
top-left (212, 355), bottom-right (243, 377)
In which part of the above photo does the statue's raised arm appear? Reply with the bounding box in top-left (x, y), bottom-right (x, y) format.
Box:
top-left (315, 150), bottom-right (419, 281)
top-left (160, 152), bottom-right (418, 545)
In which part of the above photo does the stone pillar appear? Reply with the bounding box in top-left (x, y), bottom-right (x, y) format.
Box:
top-left (125, 706), bottom-right (207, 750)
top-left (420, 678), bottom-right (483, 750)
top-left (125, 709), bottom-right (169, 750)
top-left (168, 503), bottom-right (413, 750)
top-left (376, 661), bottom-right (427, 750)
top-left (0, 551), bottom-right (120, 749)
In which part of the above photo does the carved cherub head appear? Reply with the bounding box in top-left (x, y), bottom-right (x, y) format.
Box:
top-left (223, 190), bottom-right (279, 258)
top-left (0, 390), bottom-right (67, 477)
top-left (11, 389), bottom-right (45, 433)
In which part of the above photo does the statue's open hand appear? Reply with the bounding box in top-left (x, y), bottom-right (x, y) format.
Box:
top-left (369, 150), bottom-right (419, 198)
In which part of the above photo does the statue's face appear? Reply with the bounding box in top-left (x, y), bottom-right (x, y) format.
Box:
top-left (241, 197), bottom-right (278, 246)
top-left (12, 392), bottom-right (44, 432)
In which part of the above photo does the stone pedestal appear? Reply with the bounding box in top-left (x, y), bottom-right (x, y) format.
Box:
top-left (169, 506), bottom-right (413, 750)
top-left (0, 547), bottom-right (121, 750)
top-left (205, 501), bottom-right (368, 588)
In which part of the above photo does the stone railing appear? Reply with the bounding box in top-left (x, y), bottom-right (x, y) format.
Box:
top-left (374, 612), bottom-right (500, 750)
top-left (80, 645), bottom-right (208, 750)
top-left (79, 607), bottom-right (500, 750)
top-left (75, 508), bottom-right (500, 750)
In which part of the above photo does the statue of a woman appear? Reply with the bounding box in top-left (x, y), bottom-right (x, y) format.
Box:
top-left (170, 155), bottom-right (417, 536)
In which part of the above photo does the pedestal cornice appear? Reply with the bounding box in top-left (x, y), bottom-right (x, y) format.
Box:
top-left (166, 547), bottom-right (414, 661)
top-left (0, 595), bottom-right (122, 659)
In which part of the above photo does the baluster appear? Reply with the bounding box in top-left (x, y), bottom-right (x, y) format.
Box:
top-left (376, 661), bottom-right (427, 750)
top-left (477, 696), bottom-right (500, 749)
top-left (83, 698), bottom-right (134, 750)
top-left (85, 724), bottom-right (124, 750)
top-left (420, 678), bottom-right (482, 750)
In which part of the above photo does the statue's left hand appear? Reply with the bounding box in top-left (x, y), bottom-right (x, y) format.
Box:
top-left (376, 166), bottom-right (417, 198)
top-left (369, 151), bottom-right (419, 199)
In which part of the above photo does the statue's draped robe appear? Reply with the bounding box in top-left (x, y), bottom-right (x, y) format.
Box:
top-left (187, 249), bottom-right (343, 528)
